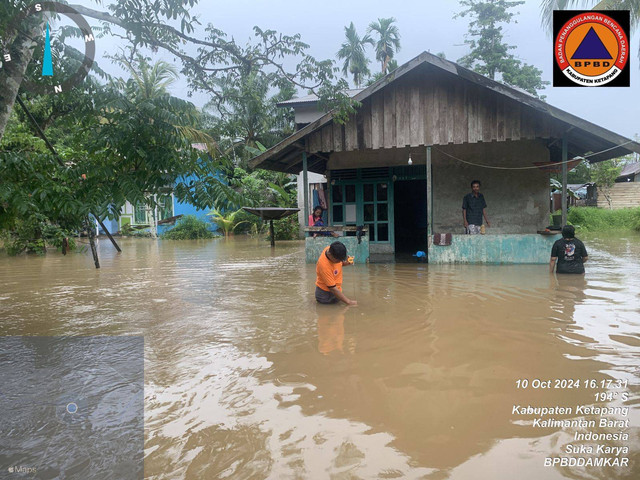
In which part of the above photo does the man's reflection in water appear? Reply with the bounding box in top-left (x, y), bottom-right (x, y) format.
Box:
top-left (550, 270), bottom-right (588, 321)
top-left (317, 305), bottom-right (356, 355)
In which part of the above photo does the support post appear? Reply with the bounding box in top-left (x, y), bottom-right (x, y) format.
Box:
top-left (86, 217), bottom-right (100, 269)
top-left (269, 220), bottom-right (275, 247)
top-left (561, 136), bottom-right (568, 227)
top-left (426, 146), bottom-right (433, 236)
top-left (96, 217), bottom-right (121, 252)
top-left (302, 152), bottom-right (309, 224)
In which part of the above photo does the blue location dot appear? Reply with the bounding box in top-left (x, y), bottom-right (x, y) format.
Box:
top-left (66, 402), bottom-right (78, 414)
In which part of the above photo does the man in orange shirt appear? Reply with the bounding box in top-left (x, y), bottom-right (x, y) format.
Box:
top-left (315, 242), bottom-right (357, 305)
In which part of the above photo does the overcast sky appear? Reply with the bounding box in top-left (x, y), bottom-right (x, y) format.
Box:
top-left (77, 0), bottom-right (639, 139)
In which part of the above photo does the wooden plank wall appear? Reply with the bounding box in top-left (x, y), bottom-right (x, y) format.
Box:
top-left (306, 74), bottom-right (561, 153)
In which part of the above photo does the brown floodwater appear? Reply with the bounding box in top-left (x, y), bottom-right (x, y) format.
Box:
top-left (1, 234), bottom-right (639, 479)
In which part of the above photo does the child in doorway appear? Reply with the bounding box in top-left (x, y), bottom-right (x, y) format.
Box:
top-left (309, 206), bottom-right (339, 238)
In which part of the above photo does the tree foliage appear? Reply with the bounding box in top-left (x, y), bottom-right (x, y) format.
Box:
top-left (591, 159), bottom-right (623, 208)
top-left (337, 23), bottom-right (374, 87)
top-left (0, 55), bottom-right (239, 246)
top-left (204, 70), bottom-right (296, 165)
top-left (456, 0), bottom-right (549, 97)
top-left (367, 18), bottom-right (402, 74)
top-left (0, 0), bottom-right (354, 142)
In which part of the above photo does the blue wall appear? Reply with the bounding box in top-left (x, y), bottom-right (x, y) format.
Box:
top-left (97, 171), bottom-right (223, 235)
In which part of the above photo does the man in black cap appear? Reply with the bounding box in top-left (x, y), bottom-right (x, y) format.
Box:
top-left (550, 225), bottom-right (589, 274)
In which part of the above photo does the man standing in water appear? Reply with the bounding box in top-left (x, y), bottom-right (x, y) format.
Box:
top-left (550, 225), bottom-right (589, 274)
top-left (315, 241), bottom-right (357, 305)
top-left (462, 180), bottom-right (490, 234)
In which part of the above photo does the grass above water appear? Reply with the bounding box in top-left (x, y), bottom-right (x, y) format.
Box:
top-left (568, 207), bottom-right (640, 233)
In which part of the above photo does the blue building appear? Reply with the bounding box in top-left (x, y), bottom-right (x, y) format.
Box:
top-left (99, 144), bottom-right (221, 235)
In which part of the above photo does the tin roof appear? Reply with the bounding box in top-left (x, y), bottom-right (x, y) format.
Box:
top-left (277, 89), bottom-right (363, 107)
top-left (618, 162), bottom-right (640, 178)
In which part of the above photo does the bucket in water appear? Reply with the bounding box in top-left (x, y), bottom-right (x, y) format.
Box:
top-left (413, 251), bottom-right (427, 262)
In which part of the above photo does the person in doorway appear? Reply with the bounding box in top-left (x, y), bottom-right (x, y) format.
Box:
top-left (315, 241), bottom-right (357, 305)
top-left (462, 180), bottom-right (490, 234)
top-left (309, 206), bottom-right (339, 238)
top-left (550, 225), bottom-right (589, 274)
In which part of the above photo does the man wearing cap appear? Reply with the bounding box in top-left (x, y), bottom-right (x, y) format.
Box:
top-left (550, 225), bottom-right (589, 274)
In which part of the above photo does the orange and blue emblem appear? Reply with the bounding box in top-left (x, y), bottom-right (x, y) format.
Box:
top-left (553, 10), bottom-right (630, 87)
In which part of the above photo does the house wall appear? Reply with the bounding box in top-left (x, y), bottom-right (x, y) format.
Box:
top-left (430, 141), bottom-right (550, 234)
top-left (597, 182), bottom-right (640, 209)
top-left (306, 66), bottom-right (566, 154)
top-left (293, 104), bottom-right (324, 125)
top-left (326, 140), bottom-right (550, 236)
top-left (428, 234), bottom-right (560, 264)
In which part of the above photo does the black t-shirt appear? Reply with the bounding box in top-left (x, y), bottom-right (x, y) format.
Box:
top-left (551, 238), bottom-right (588, 274)
top-left (462, 193), bottom-right (487, 226)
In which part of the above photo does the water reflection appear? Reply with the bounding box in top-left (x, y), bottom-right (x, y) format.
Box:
top-left (0, 235), bottom-right (638, 479)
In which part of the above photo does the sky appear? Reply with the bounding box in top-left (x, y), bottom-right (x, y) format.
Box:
top-left (72, 0), bottom-right (639, 139)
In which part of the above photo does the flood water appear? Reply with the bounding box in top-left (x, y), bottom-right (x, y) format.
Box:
top-left (1, 234), bottom-right (639, 479)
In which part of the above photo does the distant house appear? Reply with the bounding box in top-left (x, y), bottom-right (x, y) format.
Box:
top-left (595, 162), bottom-right (640, 209)
top-left (616, 162), bottom-right (640, 182)
top-left (279, 91), bottom-right (363, 229)
top-left (99, 144), bottom-right (220, 235)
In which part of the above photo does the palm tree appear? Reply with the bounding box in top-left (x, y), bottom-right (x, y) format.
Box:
top-left (540, 1), bottom-right (639, 61)
top-left (207, 209), bottom-right (249, 236)
top-left (337, 22), bottom-right (373, 87)
top-left (118, 54), bottom-right (179, 100)
top-left (367, 18), bottom-right (402, 74)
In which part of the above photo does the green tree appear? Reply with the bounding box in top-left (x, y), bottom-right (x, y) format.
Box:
top-left (0, 0), bottom-right (351, 142)
top-left (567, 161), bottom-right (592, 183)
top-left (204, 70), bottom-right (295, 166)
top-left (591, 159), bottom-right (623, 208)
top-left (540, 0), bottom-right (640, 62)
top-left (456, 0), bottom-right (549, 97)
top-left (206, 209), bottom-right (249, 236)
top-left (0, 57), bottom-right (240, 247)
top-left (367, 18), bottom-right (402, 74)
top-left (337, 22), bottom-right (374, 87)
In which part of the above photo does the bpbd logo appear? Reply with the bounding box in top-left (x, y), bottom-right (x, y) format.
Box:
top-left (553, 10), bottom-right (630, 87)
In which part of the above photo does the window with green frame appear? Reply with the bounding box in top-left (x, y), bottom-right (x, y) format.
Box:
top-left (330, 181), bottom-right (390, 243)
top-left (134, 202), bottom-right (147, 224)
top-left (158, 194), bottom-right (173, 221)
top-left (363, 182), bottom-right (390, 242)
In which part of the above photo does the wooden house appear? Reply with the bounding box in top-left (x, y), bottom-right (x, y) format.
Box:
top-left (250, 52), bottom-right (640, 263)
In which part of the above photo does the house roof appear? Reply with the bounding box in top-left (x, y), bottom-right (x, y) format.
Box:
top-left (251, 51), bottom-right (640, 173)
top-left (618, 162), bottom-right (640, 178)
top-left (277, 89), bottom-right (363, 107)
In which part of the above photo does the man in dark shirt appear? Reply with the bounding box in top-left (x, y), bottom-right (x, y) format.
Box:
top-left (462, 180), bottom-right (490, 234)
top-left (550, 225), bottom-right (589, 274)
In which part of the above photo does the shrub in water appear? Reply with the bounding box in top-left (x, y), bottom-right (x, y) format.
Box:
top-left (270, 215), bottom-right (301, 241)
top-left (2, 214), bottom-right (76, 255)
top-left (161, 215), bottom-right (216, 240)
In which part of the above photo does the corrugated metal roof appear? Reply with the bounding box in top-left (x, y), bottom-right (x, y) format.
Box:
top-left (618, 162), bottom-right (640, 178)
top-left (277, 89), bottom-right (363, 106)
